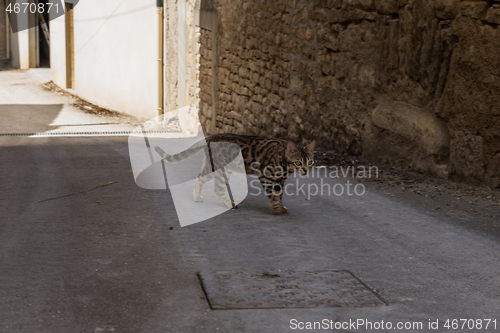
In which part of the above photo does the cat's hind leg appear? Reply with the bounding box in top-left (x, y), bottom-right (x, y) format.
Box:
top-left (193, 175), bottom-right (211, 202)
top-left (214, 168), bottom-right (236, 209)
top-left (193, 160), bottom-right (214, 202)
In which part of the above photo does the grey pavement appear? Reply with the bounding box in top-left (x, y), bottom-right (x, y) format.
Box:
top-left (1, 70), bottom-right (500, 333)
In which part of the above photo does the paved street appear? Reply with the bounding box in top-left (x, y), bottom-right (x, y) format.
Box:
top-left (1, 70), bottom-right (500, 333)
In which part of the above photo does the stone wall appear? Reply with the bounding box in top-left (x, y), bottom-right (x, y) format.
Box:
top-left (197, 0), bottom-right (500, 188)
top-left (165, 0), bottom-right (179, 112)
top-left (164, 0), bottom-right (199, 113)
top-left (199, 27), bottom-right (213, 129)
top-left (0, 4), bottom-right (7, 61)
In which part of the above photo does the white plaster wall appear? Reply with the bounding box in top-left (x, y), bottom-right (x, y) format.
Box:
top-left (51, 0), bottom-right (159, 120)
top-left (10, 29), bottom-right (20, 68)
top-left (9, 12), bottom-right (30, 69)
top-left (49, 8), bottom-right (66, 87)
top-left (16, 27), bottom-right (29, 69)
top-left (7, 0), bottom-right (39, 69)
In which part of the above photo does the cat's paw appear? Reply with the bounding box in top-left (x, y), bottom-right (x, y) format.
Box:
top-left (193, 194), bottom-right (204, 202)
top-left (222, 198), bottom-right (238, 209)
top-left (270, 205), bottom-right (288, 215)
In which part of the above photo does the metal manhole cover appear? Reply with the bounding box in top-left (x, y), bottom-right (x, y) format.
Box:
top-left (198, 270), bottom-right (386, 309)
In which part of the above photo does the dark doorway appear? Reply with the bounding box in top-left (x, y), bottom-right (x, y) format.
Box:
top-left (38, 0), bottom-right (50, 68)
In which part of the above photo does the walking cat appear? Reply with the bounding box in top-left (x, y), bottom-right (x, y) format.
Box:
top-left (154, 134), bottom-right (315, 214)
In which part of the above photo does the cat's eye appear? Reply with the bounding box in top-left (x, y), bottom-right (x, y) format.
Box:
top-left (294, 161), bottom-right (301, 166)
top-left (308, 160), bottom-right (314, 165)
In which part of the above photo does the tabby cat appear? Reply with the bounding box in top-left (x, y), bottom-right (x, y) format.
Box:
top-left (154, 134), bottom-right (315, 214)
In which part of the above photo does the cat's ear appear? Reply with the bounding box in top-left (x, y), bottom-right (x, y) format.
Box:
top-left (286, 142), bottom-right (299, 156)
top-left (305, 140), bottom-right (316, 154)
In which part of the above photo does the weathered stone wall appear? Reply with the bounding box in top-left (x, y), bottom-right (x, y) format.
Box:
top-left (199, 28), bottom-right (213, 129)
top-left (198, 0), bottom-right (500, 187)
top-left (165, 0), bottom-right (199, 113)
top-left (0, 5), bottom-right (7, 61)
top-left (165, 0), bottom-right (178, 112)
top-left (186, 0), bottom-right (200, 109)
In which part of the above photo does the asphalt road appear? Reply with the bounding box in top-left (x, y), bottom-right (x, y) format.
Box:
top-left (1, 70), bottom-right (500, 333)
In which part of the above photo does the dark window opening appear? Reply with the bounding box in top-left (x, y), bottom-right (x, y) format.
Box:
top-left (38, 0), bottom-right (50, 68)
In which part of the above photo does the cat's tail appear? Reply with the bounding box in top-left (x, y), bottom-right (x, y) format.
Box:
top-left (154, 144), bottom-right (204, 163)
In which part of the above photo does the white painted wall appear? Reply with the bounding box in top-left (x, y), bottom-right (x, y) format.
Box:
top-left (8, 12), bottom-right (30, 69)
top-left (50, 6), bottom-right (66, 86)
top-left (50, 0), bottom-right (159, 120)
top-left (6, 1), bottom-right (39, 69)
top-left (18, 31), bottom-right (29, 69)
top-left (10, 28), bottom-right (20, 68)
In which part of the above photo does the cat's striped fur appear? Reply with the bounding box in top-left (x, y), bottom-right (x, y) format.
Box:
top-left (154, 134), bottom-right (315, 214)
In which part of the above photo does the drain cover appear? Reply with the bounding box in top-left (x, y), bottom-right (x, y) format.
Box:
top-left (199, 270), bottom-right (386, 309)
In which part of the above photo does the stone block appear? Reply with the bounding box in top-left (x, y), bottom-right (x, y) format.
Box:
top-left (204, 119), bottom-right (212, 130)
top-left (221, 59), bottom-right (231, 69)
top-left (251, 72), bottom-right (260, 84)
top-left (258, 76), bottom-right (266, 87)
top-left (460, 1), bottom-right (490, 20)
top-left (297, 7), bottom-right (309, 23)
top-left (346, 0), bottom-right (360, 9)
top-left (359, 0), bottom-right (375, 10)
top-left (279, 87), bottom-right (287, 98)
top-left (245, 78), bottom-right (256, 91)
top-left (267, 93), bottom-right (281, 108)
top-left (371, 97), bottom-right (450, 156)
top-left (320, 0), bottom-right (341, 9)
top-left (265, 78), bottom-right (273, 90)
top-left (485, 4), bottom-right (500, 24)
top-left (433, 0), bottom-right (459, 19)
top-left (486, 153), bottom-right (500, 188)
top-left (304, 84), bottom-right (313, 97)
top-left (238, 66), bottom-right (249, 79)
top-left (202, 102), bottom-right (211, 118)
top-left (289, 75), bottom-right (304, 92)
top-left (374, 0), bottom-right (399, 14)
top-left (448, 131), bottom-right (485, 180)
top-left (200, 57), bottom-right (212, 69)
top-left (293, 26), bottom-right (314, 40)
top-left (200, 91), bottom-right (212, 105)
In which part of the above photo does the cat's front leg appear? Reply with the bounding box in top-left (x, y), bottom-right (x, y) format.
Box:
top-left (193, 178), bottom-right (204, 202)
top-left (271, 202), bottom-right (288, 214)
top-left (259, 176), bottom-right (287, 214)
top-left (193, 171), bottom-right (214, 202)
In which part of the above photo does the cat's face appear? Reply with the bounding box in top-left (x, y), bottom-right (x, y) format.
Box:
top-left (286, 141), bottom-right (315, 176)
